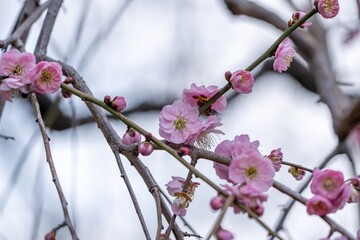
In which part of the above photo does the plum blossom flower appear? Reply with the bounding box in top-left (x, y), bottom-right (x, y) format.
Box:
top-left (330, 183), bottom-right (352, 211)
top-left (213, 135), bottom-right (261, 183)
top-left (228, 152), bottom-right (275, 192)
top-left (229, 70), bottom-right (254, 94)
top-left (267, 148), bottom-right (283, 171)
top-left (288, 11), bottom-right (312, 28)
top-left (306, 195), bottom-right (333, 216)
top-left (0, 49), bottom-right (36, 95)
top-left (159, 100), bottom-right (202, 144)
top-left (165, 176), bottom-right (199, 217)
top-left (187, 115), bottom-right (224, 149)
top-left (310, 168), bottom-right (345, 200)
top-left (237, 184), bottom-right (268, 216)
top-left (316, 0), bottom-right (340, 19)
top-left (273, 38), bottom-right (296, 73)
top-left (30, 61), bottom-right (62, 94)
top-left (182, 83), bottom-right (227, 114)
top-left (122, 128), bottom-right (141, 145)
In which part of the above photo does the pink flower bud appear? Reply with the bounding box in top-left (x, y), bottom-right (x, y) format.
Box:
top-left (178, 146), bottom-right (190, 156)
top-left (267, 148), bottom-right (283, 172)
top-left (122, 129), bottom-right (141, 145)
top-left (111, 96), bottom-right (126, 112)
top-left (104, 95), bottom-right (111, 105)
top-left (210, 196), bottom-right (224, 210)
top-left (216, 227), bottom-right (234, 240)
top-left (138, 141), bottom-right (154, 156)
top-left (224, 71), bottom-right (232, 81)
top-left (229, 70), bottom-right (254, 94)
top-left (288, 166), bottom-right (305, 181)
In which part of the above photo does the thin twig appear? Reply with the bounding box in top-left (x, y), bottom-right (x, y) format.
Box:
top-left (0, 0), bottom-right (51, 49)
top-left (0, 134), bottom-right (15, 141)
top-left (29, 92), bottom-right (78, 240)
top-left (113, 151), bottom-right (151, 240)
top-left (34, 0), bottom-right (63, 56)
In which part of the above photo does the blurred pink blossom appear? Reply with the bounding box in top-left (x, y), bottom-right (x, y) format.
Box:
top-left (316, 0), bottom-right (340, 19)
top-left (182, 83), bottom-right (227, 113)
top-left (310, 168), bottom-right (345, 200)
top-left (306, 195), bottom-right (333, 216)
top-left (229, 70), bottom-right (254, 94)
top-left (30, 61), bottom-right (62, 94)
top-left (267, 148), bottom-right (283, 171)
top-left (273, 38), bottom-right (296, 73)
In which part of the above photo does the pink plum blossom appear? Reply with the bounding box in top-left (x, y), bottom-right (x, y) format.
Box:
top-left (213, 139), bottom-right (235, 182)
top-left (166, 176), bottom-right (185, 196)
top-left (138, 141), bottom-right (153, 156)
top-left (166, 176), bottom-right (199, 217)
top-left (273, 38), bottom-right (296, 73)
top-left (229, 70), bottom-right (254, 94)
top-left (237, 184), bottom-right (268, 216)
top-left (122, 128), bottom-right (141, 145)
top-left (228, 152), bottom-right (275, 192)
top-left (316, 0), bottom-right (340, 19)
top-left (231, 134), bottom-right (260, 158)
top-left (30, 61), bottom-right (62, 94)
top-left (159, 100), bottom-right (202, 144)
top-left (310, 168), bottom-right (345, 200)
top-left (0, 49), bottom-right (36, 94)
top-left (289, 11), bottom-right (312, 28)
top-left (330, 183), bottom-right (352, 211)
top-left (306, 195), bottom-right (333, 216)
top-left (182, 83), bottom-right (227, 113)
top-left (187, 115), bottom-right (224, 149)
top-left (111, 96), bottom-right (126, 112)
top-left (267, 148), bottom-right (283, 171)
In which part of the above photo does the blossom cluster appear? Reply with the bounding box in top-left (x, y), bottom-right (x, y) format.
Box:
top-left (159, 84), bottom-right (227, 149)
top-left (0, 49), bottom-right (63, 101)
top-left (306, 169), bottom-right (358, 216)
top-left (211, 135), bottom-right (275, 216)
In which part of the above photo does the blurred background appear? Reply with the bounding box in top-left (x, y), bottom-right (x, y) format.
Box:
top-left (0, 0), bottom-right (360, 239)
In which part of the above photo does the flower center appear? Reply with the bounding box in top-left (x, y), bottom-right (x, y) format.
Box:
top-left (194, 95), bottom-right (209, 107)
top-left (39, 70), bottom-right (52, 83)
top-left (245, 166), bottom-right (258, 180)
top-left (174, 116), bottom-right (186, 130)
top-left (323, 178), bottom-right (337, 191)
top-left (12, 65), bottom-right (24, 76)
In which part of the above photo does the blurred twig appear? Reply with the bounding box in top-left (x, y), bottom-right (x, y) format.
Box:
top-left (113, 151), bottom-right (151, 240)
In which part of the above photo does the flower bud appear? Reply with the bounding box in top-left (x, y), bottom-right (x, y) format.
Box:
top-left (224, 71), bottom-right (233, 81)
top-left (123, 129), bottom-right (141, 145)
top-left (138, 141), bottom-right (154, 156)
top-left (111, 96), bottom-right (126, 112)
top-left (210, 196), bottom-right (224, 210)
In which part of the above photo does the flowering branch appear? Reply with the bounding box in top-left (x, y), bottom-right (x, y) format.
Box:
top-left (199, 7), bottom-right (317, 114)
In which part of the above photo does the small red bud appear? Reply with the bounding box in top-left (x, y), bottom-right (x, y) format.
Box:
top-left (224, 71), bottom-right (233, 81)
top-left (104, 95), bottom-right (111, 105)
